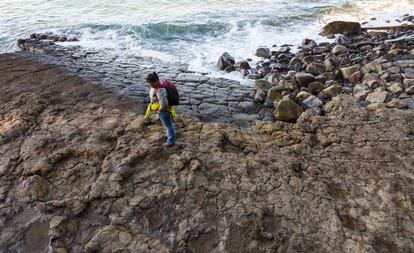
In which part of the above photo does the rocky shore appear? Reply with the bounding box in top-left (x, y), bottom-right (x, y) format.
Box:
top-left (1, 16), bottom-right (414, 253)
top-left (16, 34), bottom-right (272, 127)
top-left (218, 16), bottom-right (414, 122)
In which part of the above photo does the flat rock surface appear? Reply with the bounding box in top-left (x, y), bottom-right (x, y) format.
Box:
top-left (1, 53), bottom-right (414, 252)
top-left (9, 46), bottom-right (269, 126)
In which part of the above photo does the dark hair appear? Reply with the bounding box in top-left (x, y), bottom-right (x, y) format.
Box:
top-left (146, 72), bottom-right (159, 83)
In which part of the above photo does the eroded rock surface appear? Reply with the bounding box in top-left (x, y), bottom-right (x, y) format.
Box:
top-left (1, 54), bottom-right (414, 252)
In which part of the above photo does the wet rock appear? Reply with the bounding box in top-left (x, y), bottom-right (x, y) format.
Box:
top-left (295, 73), bottom-right (316, 87)
top-left (320, 21), bottom-right (362, 36)
top-left (236, 60), bottom-right (251, 70)
top-left (335, 35), bottom-right (351, 45)
top-left (274, 97), bottom-right (303, 122)
top-left (217, 52), bottom-right (235, 70)
top-left (225, 65), bottom-right (236, 72)
top-left (332, 45), bottom-right (348, 55)
top-left (256, 47), bottom-right (272, 59)
top-left (313, 46), bottom-right (328, 54)
top-left (302, 38), bottom-right (317, 48)
top-left (255, 80), bottom-right (273, 92)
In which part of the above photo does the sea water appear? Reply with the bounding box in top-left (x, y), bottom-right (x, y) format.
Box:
top-left (1, 0), bottom-right (413, 74)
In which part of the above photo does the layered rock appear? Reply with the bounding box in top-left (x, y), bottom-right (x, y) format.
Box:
top-left (1, 54), bottom-right (413, 253)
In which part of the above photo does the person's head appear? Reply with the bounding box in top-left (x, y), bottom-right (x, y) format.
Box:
top-left (146, 72), bottom-right (160, 88)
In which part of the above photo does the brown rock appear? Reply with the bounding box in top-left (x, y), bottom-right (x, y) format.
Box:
top-left (348, 71), bottom-right (362, 84)
top-left (295, 73), bottom-right (316, 87)
top-left (308, 81), bottom-right (325, 94)
top-left (306, 63), bottom-right (326, 75)
top-left (320, 21), bottom-right (361, 36)
top-left (366, 91), bottom-right (389, 103)
top-left (274, 97), bottom-right (303, 122)
top-left (388, 49), bottom-right (404, 57)
top-left (322, 84), bottom-right (343, 97)
top-left (332, 45), bottom-right (348, 55)
top-left (340, 65), bottom-right (360, 80)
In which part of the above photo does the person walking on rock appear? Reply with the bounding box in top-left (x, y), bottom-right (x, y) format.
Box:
top-left (145, 72), bottom-right (177, 147)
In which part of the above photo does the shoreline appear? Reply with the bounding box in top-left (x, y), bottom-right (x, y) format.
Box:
top-left (14, 14), bottom-right (414, 125)
top-left (1, 15), bottom-right (414, 252)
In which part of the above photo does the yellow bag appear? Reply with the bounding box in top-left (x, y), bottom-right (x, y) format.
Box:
top-left (145, 103), bottom-right (176, 122)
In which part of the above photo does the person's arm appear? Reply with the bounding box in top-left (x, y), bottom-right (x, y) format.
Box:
top-left (156, 88), bottom-right (168, 112)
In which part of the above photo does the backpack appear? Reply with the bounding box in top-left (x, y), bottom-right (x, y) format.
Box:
top-left (160, 80), bottom-right (180, 106)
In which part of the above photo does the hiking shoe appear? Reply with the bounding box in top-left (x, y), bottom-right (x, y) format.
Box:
top-left (163, 143), bottom-right (175, 148)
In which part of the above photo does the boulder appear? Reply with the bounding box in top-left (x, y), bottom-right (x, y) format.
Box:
top-left (296, 91), bottom-right (312, 101)
top-left (362, 73), bottom-right (379, 82)
top-left (367, 103), bottom-right (385, 111)
top-left (267, 87), bottom-right (283, 101)
top-left (320, 21), bottom-right (362, 36)
top-left (295, 73), bottom-right (316, 87)
top-left (217, 52), bottom-right (235, 70)
top-left (302, 38), bottom-right (317, 48)
top-left (403, 79), bottom-right (414, 86)
top-left (254, 89), bottom-right (267, 102)
top-left (256, 47), bottom-right (271, 58)
top-left (323, 57), bottom-right (337, 71)
top-left (236, 60), bottom-right (251, 70)
top-left (340, 65), bottom-right (360, 80)
top-left (335, 35), bottom-right (350, 45)
top-left (387, 99), bottom-right (408, 109)
top-left (406, 85), bottom-right (414, 95)
top-left (366, 91), bottom-right (389, 103)
top-left (400, 98), bottom-right (414, 109)
top-left (354, 90), bottom-right (369, 100)
top-left (348, 71), bottom-right (362, 84)
top-left (225, 65), bottom-right (236, 72)
top-left (365, 60), bottom-right (382, 72)
top-left (313, 46), bottom-right (328, 54)
top-left (302, 55), bottom-right (315, 65)
top-left (306, 63), bottom-right (326, 76)
top-left (308, 82), bottom-right (325, 94)
top-left (332, 45), bottom-right (348, 55)
top-left (255, 80), bottom-right (273, 92)
top-left (302, 95), bottom-right (323, 108)
top-left (274, 97), bottom-right (303, 122)
top-left (322, 84), bottom-right (343, 97)
top-left (388, 49), bottom-right (404, 57)
top-left (387, 83), bottom-right (404, 94)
